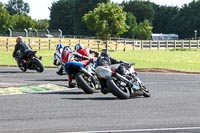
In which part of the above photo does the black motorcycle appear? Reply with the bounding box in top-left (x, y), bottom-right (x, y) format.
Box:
top-left (15, 50), bottom-right (44, 73)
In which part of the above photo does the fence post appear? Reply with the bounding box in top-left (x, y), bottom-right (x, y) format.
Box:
top-left (182, 40), bottom-right (184, 49)
top-left (97, 41), bottom-right (100, 52)
top-left (123, 40), bottom-right (126, 51)
top-left (174, 40), bottom-right (176, 50)
top-left (6, 38), bottom-right (9, 52)
top-left (28, 39), bottom-right (31, 45)
top-left (49, 39), bottom-right (51, 51)
top-left (198, 40), bottom-right (199, 50)
top-left (69, 39), bottom-right (71, 46)
top-left (39, 39), bottom-right (41, 51)
top-left (189, 40), bottom-right (191, 49)
top-left (158, 40), bottom-right (160, 51)
top-left (166, 40), bottom-right (168, 50)
top-left (88, 40), bottom-right (90, 48)
top-left (115, 41), bottom-right (118, 51)
top-left (149, 40), bottom-right (152, 50)
top-left (141, 40), bottom-right (143, 50)
top-left (132, 40), bottom-right (134, 51)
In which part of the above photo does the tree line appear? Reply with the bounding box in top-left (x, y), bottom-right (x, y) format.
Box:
top-left (0, 0), bottom-right (200, 39)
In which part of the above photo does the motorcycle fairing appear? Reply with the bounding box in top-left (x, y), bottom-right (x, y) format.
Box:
top-left (65, 61), bottom-right (83, 75)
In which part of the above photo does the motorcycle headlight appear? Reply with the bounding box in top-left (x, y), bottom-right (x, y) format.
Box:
top-left (95, 66), bottom-right (112, 79)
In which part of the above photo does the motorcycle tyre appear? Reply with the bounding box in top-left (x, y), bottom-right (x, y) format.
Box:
top-left (75, 73), bottom-right (97, 94)
top-left (107, 77), bottom-right (130, 99)
top-left (17, 62), bottom-right (27, 72)
top-left (32, 58), bottom-right (44, 73)
top-left (142, 86), bottom-right (151, 97)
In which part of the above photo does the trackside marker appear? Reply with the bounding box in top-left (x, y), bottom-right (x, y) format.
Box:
top-left (0, 84), bottom-right (70, 95)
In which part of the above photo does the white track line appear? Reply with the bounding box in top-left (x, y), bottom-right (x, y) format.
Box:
top-left (64, 127), bottom-right (200, 133)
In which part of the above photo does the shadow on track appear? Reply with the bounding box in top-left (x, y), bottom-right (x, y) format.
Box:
top-left (28, 79), bottom-right (68, 82)
top-left (62, 97), bottom-right (117, 100)
top-left (33, 89), bottom-right (85, 95)
top-left (0, 70), bottom-right (34, 73)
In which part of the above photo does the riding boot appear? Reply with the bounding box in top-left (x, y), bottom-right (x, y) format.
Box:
top-left (68, 76), bottom-right (76, 88)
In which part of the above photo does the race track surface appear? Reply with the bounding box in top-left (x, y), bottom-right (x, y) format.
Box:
top-left (0, 67), bottom-right (200, 133)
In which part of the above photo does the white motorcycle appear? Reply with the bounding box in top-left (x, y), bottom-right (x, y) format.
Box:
top-left (95, 63), bottom-right (150, 99)
top-left (53, 44), bottom-right (65, 75)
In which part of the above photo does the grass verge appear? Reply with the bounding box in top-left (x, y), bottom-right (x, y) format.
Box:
top-left (0, 49), bottom-right (200, 72)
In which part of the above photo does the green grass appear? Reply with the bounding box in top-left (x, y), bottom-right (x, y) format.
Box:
top-left (1, 49), bottom-right (200, 72)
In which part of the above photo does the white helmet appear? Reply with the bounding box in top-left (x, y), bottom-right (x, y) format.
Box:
top-left (56, 44), bottom-right (64, 50)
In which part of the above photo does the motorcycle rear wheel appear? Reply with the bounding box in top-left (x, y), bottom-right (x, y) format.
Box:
top-left (107, 77), bottom-right (130, 99)
top-left (32, 59), bottom-right (44, 73)
top-left (75, 73), bottom-right (97, 94)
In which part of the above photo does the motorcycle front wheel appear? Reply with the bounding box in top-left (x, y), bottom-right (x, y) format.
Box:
top-left (32, 58), bottom-right (44, 73)
top-left (141, 86), bottom-right (151, 97)
top-left (75, 73), bottom-right (97, 94)
top-left (107, 77), bottom-right (130, 99)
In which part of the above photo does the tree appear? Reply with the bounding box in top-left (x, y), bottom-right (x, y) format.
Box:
top-left (0, 2), bottom-right (13, 33)
top-left (49, 0), bottom-right (75, 35)
top-left (12, 14), bottom-right (36, 30)
top-left (5, 0), bottom-right (30, 15)
top-left (72, 0), bottom-right (109, 35)
top-left (83, 3), bottom-right (129, 40)
top-left (122, 12), bottom-right (137, 38)
top-left (123, 0), bottom-right (154, 23)
top-left (170, 0), bottom-right (200, 39)
top-left (35, 19), bottom-right (49, 30)
top-left (151, 4), bottom-right (179, 34)
top-left (135, 19), bottom-right (153, 40)
top-left (49, 0), bottom-right (109, 35)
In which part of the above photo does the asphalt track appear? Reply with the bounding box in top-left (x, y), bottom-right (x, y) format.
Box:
top-left (0, 67), bottom-right (200, 133)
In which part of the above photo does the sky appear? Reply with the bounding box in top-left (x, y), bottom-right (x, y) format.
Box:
top-left (1, 0), bottom-right (193, 20)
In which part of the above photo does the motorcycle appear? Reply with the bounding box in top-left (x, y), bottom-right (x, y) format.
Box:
top-left (64, 59), bottom-right (99, 94)
top-left (94, 62), bottom-right (150, 99)
top-left (53, 44), bottom-right (65, 75)
top-left (15, 49), bottom-right (44, 73)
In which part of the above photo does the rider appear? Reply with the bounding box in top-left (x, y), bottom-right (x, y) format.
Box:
top-left (95, 49), bottom-right (131, 94)
top-left (12, 36), bottom-right (32, 63)
top-left (74, 43), bottom-right (99, 58)
top-left (61, 46), bottom-right (92, 88)
top-left (53, 43), bottom-right (64, 66)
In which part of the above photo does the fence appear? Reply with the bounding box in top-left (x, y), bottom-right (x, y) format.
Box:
top-left (0, 37), bottom-right (200, 52)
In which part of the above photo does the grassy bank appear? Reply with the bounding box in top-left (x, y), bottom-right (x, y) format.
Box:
top-left (0, 49), bottom-right (200, 72)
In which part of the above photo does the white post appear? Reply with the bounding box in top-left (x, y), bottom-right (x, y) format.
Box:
top-left (8, 28), bottom-right (12, 37)
top-left (24, 29), bottom-right (28, 37)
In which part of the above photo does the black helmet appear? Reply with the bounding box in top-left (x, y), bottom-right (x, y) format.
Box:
top-left (100, 51), bottom-right (110, 58)
top-left (74, 43), bottom-right (83, 51)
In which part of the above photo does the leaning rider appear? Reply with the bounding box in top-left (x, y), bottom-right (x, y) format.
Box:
top-left (61, 46), bottom-right (92, 88)
top-left (95, 49), bottom-right (131, 94)
top-left (74, 43), bottom-right (99, 58)
top-left (12, 36), bottom-right (32, 64)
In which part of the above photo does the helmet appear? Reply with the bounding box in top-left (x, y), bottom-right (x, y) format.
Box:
top-left (63, 46), bottom-right (72, 53)
top-left (74, 43), bottom-right (83, 51)
top-left (100, 51), bottom-right (111, 58)
top-left (56, 44), bottom-right (64, 50)
top-left (16, 36), bottom-right (24, 44)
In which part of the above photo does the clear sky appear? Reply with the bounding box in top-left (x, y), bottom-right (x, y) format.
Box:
top-left (1, 0), bottom-right (193, 20)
